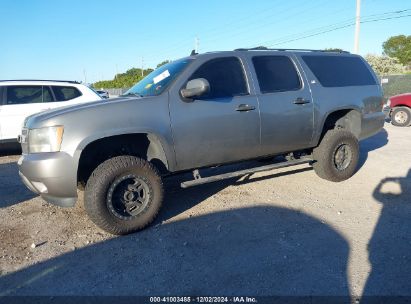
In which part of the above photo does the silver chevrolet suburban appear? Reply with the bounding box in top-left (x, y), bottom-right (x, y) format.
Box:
top-left (18, 48), bottom-right (385, 235)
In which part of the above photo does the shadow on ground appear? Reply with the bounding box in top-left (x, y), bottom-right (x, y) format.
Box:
top-left (0, 161), bottom-right (35, 208)
top-left (358, 128), bottom-right (388, 170)
top-left (0, 205), bottom-right (350, 296)
top-left (363, 168), bottom-right (411, 296)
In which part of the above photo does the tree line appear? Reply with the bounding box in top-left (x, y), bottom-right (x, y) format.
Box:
top-left (93, 60), bottom-right (170, 89)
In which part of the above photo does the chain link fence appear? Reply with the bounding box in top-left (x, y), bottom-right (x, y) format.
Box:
top-left (102, 74), bottom-right (411, 99)
top-left (379, 74), bottom-right (411, 99)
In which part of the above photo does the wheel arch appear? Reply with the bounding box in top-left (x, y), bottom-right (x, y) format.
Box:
top-left (315, 108), bottom-right (362, 144)
top-left (76, 132), bottom-right (170, 189)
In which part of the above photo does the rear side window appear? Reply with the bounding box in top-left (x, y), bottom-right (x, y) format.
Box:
top-left (6, 86), bottom-right (53, 105)
top-left (302, 55), bottom-right (376, 87)
top-left (252, 56), bottom-right (301, 93)
top-left (52, 86), bottom-right (82, 101)
top-left (189, 57), bottom-right (248, 99)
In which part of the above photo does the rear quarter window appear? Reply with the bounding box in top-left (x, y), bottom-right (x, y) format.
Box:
top-left (302, 55), bottom-right (376, 87)
top-left (52, 86), bottom-right (82, 101)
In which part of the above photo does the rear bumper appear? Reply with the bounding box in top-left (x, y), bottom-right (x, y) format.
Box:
top-left (18, 152), bottom-right (78, 207)
top-left (360, 111), bottom-right (386, 140)
top-left (382, 106), bottom-right (391, 119)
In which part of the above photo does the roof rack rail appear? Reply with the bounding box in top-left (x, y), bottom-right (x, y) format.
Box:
top-left (0, 79), bottom-right (81, 83)
top-left (234, 47), bottom-right (350, 53)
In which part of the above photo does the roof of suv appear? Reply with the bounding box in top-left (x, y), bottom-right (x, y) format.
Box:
top-left (186, 48), bottom-right (353, 59)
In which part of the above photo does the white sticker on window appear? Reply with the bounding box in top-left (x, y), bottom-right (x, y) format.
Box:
top-left (153, 70), bottom-right (170, 84)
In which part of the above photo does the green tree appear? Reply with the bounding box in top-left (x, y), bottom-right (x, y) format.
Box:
top-left (93, 66), bottom-right (154, 89)
top-left (324, 48), bottom-right (345, 52)
top-left (365, 54), bottom-right (405, 75)
top-left (157, 60), bottom-right (171, 68)
top-left (382, 35), bottom-right (411, 66)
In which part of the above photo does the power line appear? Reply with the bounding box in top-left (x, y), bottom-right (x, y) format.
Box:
top-left (246, 8), bottom-right (411, 49)
top-left (265, 13), bottom-right (411, 47)
top-left (144, 0), bottom-right (332, 63)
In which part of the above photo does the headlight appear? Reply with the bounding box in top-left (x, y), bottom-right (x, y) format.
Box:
top-left (28, 126), bottom-right (64, 153)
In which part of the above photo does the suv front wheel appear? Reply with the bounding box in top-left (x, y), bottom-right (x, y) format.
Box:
top-left (313, 129), bottom-right (359, 182)
top-left (84, 156), bottom-right (164, 235)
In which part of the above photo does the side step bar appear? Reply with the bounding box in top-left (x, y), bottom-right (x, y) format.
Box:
top-left (180, 158), bottom-right (312, 188)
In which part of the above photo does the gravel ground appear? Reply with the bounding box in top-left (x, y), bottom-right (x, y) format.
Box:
top-left (0, 123), bottom-right (410, 297)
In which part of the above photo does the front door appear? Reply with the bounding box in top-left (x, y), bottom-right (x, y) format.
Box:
top-left (169, 56), bottom-right (260, 170)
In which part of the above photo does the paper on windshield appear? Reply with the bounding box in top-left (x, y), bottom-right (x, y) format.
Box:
top-left (153, 70), bottom-right (170, 84)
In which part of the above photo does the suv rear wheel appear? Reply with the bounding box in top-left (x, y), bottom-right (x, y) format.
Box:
top-left (84, 156), bottom-right (164, 235)
top-left (391, 106), bottom-right (411, 127)
top-left (313, 129), bottom-right (359, 182)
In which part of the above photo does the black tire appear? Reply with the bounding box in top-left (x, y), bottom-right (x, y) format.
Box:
top-left (391, 107), bottom-right (411, 127)
top-left (84, 156), bottom-right (164, 235)
top-left (313, 129), bottom-right (359, 182)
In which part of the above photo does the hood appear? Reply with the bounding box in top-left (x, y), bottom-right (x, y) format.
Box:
top-left (24, 97), bottom-right (140, 127)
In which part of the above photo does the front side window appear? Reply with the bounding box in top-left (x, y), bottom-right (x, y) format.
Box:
top-left (252, 56), bottom-right (301, 93)
top-left (52, 86), bottom-right (82, 101)
top-left (188, 57), bottom-right (248, 99)
top-left (6, 86), bottom-right (45, 104)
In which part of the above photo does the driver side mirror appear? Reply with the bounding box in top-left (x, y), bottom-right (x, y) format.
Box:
top-left (180, 78), bottom-right (210, 100)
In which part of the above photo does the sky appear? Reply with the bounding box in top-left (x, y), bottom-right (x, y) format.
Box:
top-left (1, 0), bottom-right (410, 83)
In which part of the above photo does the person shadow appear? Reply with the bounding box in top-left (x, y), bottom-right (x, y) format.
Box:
top-left (362, 169), bottom-right (411, 297)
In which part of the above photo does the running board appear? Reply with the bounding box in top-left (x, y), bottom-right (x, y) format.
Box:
top-left (180, 158), bottom-right (312, 188)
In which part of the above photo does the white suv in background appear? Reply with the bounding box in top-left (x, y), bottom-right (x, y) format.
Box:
top-left (0, 80), bottom-right (102, 143)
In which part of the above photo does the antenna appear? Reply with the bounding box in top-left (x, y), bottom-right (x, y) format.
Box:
top-left (195, 36), bottom-right (199, 53)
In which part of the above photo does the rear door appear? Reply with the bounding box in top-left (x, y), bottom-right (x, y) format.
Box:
top-left (248, 54), bottom-right (314, 155)
top-left (0, 85), bottom-right (54, 140)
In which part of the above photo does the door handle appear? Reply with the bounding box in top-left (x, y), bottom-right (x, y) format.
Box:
top-left (294, 97), bottom-right (310, 105)
top-left (236, 104), bottom-right (256, 112)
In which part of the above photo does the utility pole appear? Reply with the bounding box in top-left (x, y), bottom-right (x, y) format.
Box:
top-left (83, 69), bottom-right (87, 84)
top-left (354, 0), bottom-right (361, 54)
top-left (195, 36), bottom-right (199, 53)
top-left (141, 57), bottom-right (144, 77)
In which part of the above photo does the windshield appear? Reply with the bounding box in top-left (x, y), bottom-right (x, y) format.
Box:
top-left (123, 58), bottom-right (193, 97)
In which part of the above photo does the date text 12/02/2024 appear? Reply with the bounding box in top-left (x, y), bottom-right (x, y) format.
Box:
top-left (149, 297), bottom-right (257, 303)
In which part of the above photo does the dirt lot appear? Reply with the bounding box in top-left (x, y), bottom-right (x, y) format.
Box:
top-left (0, 123), bottom-right (410, 297)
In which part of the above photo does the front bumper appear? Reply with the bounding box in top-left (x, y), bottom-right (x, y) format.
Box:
top-left (18, 152), bottom-right (78, 207)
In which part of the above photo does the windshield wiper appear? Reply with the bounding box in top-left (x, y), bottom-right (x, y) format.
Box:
top-left (120, 92), bottom-right (142, 97)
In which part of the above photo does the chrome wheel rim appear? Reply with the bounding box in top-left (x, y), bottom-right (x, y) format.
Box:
top-left (394, 111), bottom-right (408, 124)
top-left (333, 144), bottom-right (352, 171)
top-left (107, 174), bottom-right (150, 220)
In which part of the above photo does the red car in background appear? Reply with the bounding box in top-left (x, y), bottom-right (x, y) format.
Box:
top-left (384, 93), bottom-right (411, 127)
